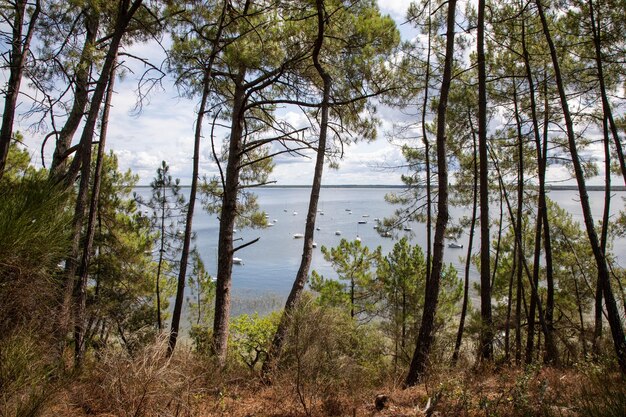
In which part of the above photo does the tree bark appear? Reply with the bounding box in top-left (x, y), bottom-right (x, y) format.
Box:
top-left (587, 0), bottom-right (626, 186)
top-left (451, 118), bottom-right (478, 365)
top-left (0, 0), bottom-right (40, 180)
top-left (50, 9), bottom-right (99, 179)
top-left (212, 71), bottom-right (246, 365)
top-left (167, 0), bottom-right (228, 356)
top-left (535, 0), bottom-right (626, 373)
top-left (74, 57), bottom-right (117, 365)
top-left (405, 0), bottom-right (456, 387)
top-left (477, 0), bottom-right (493, 361)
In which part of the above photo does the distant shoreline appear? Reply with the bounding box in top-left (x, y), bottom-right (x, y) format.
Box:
top-left (133, 184), bottom-right (626, 191)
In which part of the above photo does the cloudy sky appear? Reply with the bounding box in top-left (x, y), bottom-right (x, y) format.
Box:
top-left (8, 0), bottom-right (613, 186)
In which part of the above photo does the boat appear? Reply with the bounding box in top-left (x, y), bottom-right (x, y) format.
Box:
top-left (316, 227), bottom-right (321, 231)
top-left (355, 236), bottom-right (361, 242)
top-left (358, 220), bottom-right (367, 224)
top-left (381, 231), bottom-right (392, 238)
top-left (362, 214), bottom-right (370, 218)
top-left (293, 233), bottom-right (304, 239)
top-left (312, 242), bottom-right (318, 248)
top-left (284, 209), bottom-right (288, 212)
top-left (233, 257), bottom-right (243, 265)
top-left (335, 231), bottom-right (342, 236)
top-left (403, 227), bottom-right (412, 232)
top-left (345, 208), bottom-right (351, 211)
top-left (320, 211), bottom-right (324, 215)
top-left (448, 242), bottom-right (464, 249)
top-left (293, 211), bottom-right (298, 215)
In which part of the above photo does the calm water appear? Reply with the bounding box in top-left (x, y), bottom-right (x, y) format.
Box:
top-left (135, 187), bottom-right (626, 306)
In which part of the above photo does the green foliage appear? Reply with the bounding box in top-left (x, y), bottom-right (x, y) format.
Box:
top-left (187, 251), bottom-right (216, 355)
top-left (312, 239), bottom-right (383, 318)
top-left (84, 152), bottom-right (159, 354)
top-left (230, 311), bottom-right (281, 370)
top-left (278, 294), bottom-right (386, 415)
top-left (0, 172), bottom-right (72, 335)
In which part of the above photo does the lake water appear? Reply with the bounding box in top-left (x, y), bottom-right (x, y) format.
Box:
top-left (135, 187), bottom-right (625, 312)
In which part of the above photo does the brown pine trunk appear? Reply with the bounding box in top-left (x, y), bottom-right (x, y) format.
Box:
top-left (58, 0), bottom-right (144, 354)
top-left (451, 120), bottom-right (478, 365)
top-left (536, 0), bottom-right (626, 373)
top-left (405, 0), bottom-right (456, 387)
top-left (50, 10), bottom-right (99, 178)
top-left (167, 0), bottom-right (228, 356)
top-left (477, 0), bottom-right (493, 361)
top-left (587, 0), bottom-right (626, 186)
top-left (74, 58), bottom-right (117, 365)
top-left (0, 0), bottom-right (39, 180)
top-left (212, 72), bottom-right (246, 365)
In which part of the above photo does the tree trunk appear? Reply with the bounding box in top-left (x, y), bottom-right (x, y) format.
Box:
top-left (155, 180), bottom-right (166, 331)
top-left (167, 0), bottom-right (228, 356)
top-left (587, 0), bottom-right (626, 186)
top-left (0, 0), bottom-right (40, 180)
top-left (477, 0), bottom-right (493, 362)
top-left (74, 58), bottom-right (117, 365)
top-left (535, 0), bottom-right (626, 374)
top-left (50, 9), bottom-right (99, 179)
top-left (58, 0), bottom-right (143, 355)
top-left (212, 72), bottom-right (246, 365)
top-left (422, 2), bottom-right (433, 286)
top-left (452, 120), bottom-right (478, 365)
top-left (405, 0), bottom-right (456, 387)
top-left (167, 71), bottom-right (209, 356)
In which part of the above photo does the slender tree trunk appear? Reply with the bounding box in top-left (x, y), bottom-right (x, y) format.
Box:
top-left (477, 0), bottom-right (493, 362)
top-left (155, 184), bottom-right (166, 331)
top-left (452, 121), bottom-right (478, 365)
top-left (168, 0), bottom-right (228, 356)
top-left (212, 73), bottom-right (246, 365)
top-left (535, 0), bottom-right (626, 373)
top-left (58, 0), bottom-right (143, 353)
top-left (521, 14), bottom-right (559, 365)
top-left (74, 58), bottom-right (117, 365)
top-left (422, 2), bottom-right (433, 286)
top-left (261, 0), bottom-right (330, 377)
top-left (573, 272), bottom-right (588, 358)
top-left (50, 10), bottom-right (99, 178)
top-left (167, 71), bottom-right (209, 356)
top-left (587, 0), bottom-right (626, 186)
top-left (405, 0), bottom-right (456, 387)
top-left (0, 0), bottom-right (40, 180)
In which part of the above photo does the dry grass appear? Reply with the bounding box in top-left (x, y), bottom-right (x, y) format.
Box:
top-left (53, 355), bottom-right (613, 416)
top-left (41, 347), bottom-right (625, 417)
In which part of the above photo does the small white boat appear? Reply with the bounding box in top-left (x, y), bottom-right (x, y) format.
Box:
top-left (355, 236), bottom-right (361, 242)
top-left (448, 242), bottom-right (464, 249)
top-left (362, 214), bottom-right (370, 218)
top-left (404, 227), bottom-right (412, 232)
top-left (382, 231), bottom-right (392, 238)
top-left (284, 209), bottom-right (288, 212)
top-left (345, 208), bottom-right (351, 211)
top-left (273, 219), bottom-right (278, 223)
top-left (233, 257), bottom-right (243, 265)
top-left (293, 233), bottom-right (304, 239)
top-left (320, 211), bottom-right (324, 215)
top-left (293, 211), bottom-right (298, 215)
top-left (335, 231), bottom-right (342, 236)
top-left (316, 227), bottom-right (321, 231)
top-left (312, 242), bottom-right (318, 248)
top-left (266, 223), bottom-right (274, 227)
top-left (358, 220), bottom-right (367, 224)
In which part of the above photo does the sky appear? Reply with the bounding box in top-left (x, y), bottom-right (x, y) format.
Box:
top-left (5, 0), bottom-right (615, 186)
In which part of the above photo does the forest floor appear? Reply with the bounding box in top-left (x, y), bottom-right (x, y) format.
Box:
top-left (44, 356), bottom-right (623, 417)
